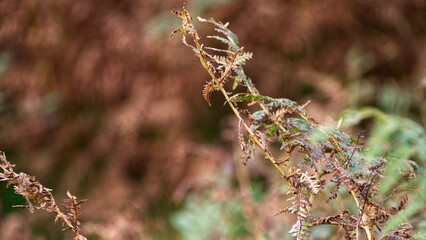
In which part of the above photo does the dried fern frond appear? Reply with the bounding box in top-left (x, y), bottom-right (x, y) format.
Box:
top-left (381, 224), bottom-right (413, 240)
top-left (287, 191), bottom-right (312, 240)
top-left (0, 152), bottom-right (87, 240)
top-left (171, 6), bottom-right (197, 38)
top-left (300, 172), bottom-right (322, 195)
top-left (313, 210), bottom-right (358, 240)
top-left (202, 82), bottom-right (215, 106)
top-left (171, 6), bottom-right (423, 240)
top-left (62, 191), bottom-right (87, 232)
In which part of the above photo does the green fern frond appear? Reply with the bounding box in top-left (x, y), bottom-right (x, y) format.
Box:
top-left (204, 46), bottom-right (235, 55)
top-left (213, 28), bottom-right (239, 45)
top-left (197, 17), bottom-right (240, 46)
top-left (207, 35), bottom-right (239, 51)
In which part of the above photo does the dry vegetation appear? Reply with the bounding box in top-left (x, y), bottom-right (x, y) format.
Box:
top-left (0, 152), bottom-right (86, 240)
top-left (170, 7), bottom-right (425, 239)
top-left (0, 0), bottom-right (425, 239)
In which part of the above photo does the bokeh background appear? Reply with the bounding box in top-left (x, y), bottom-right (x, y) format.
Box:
top-left (0, 0), bottom-right (425, 239)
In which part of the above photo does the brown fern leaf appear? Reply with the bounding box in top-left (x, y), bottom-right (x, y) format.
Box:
top-left (170, 6), bottom-right (195, 37)
top-left (0, 152), bottom-right (87, 240)
top-left (201, 49), bottom-right (239, 105)
top-left (273, 107), bottom-right (288, 123)
top-left (313, 210), bottom-right (357, 240)
top-left (255, 130), bottom-right (270, 155)
top-left (287, 192), bottom-right (312, 240)
top-left (286, 167), bottom-right (302, 188)
top-left (327, 180), bottom-right (341, 202)
top-left (237, 119), bottom-right (246, 152)
top-left (287, 167), bottom-right (302, 177)
top-left (274, 207), bottom-right (292, 216)
top-left (215, 50), bottom-right (241, 87)
top-left (275, 156), bottom-right (290, 166)
top-left (300, 172), bottom-right (322, 195)
top-left (384, 195), bottom-right (409, 217)
top-left (203, 82), bottom-right (215, 106)
top-left (384, 224), bottom-right (414, 240)
top-left (62, 191), bottom-right (87, 232)
top-left (398, 195), bottom-right (409, 211)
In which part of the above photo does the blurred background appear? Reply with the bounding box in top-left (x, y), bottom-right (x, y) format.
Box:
top-left (0, 0), bottom-right (425, 239)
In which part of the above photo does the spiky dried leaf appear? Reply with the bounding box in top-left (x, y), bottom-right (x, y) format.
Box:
top-left (203, 83), bottom-right (215, 106)
top-left (287, 192), bottom-right (312, 240)
top-left (238, 119), bottom-right (247, 152)
top-left (172, 6), bottom-right (425, 240)
top-left (300, 172), bottom-right (322, 195)
top-left (0, 152), bottom-right (86, 239)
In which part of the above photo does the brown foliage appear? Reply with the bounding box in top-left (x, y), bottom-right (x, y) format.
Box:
top-left (0, 152), bottom-right (86, 240)
top-left (172, 6), bottom-right (422, 239)
top-left (0, 0), bottom-right (425, 239)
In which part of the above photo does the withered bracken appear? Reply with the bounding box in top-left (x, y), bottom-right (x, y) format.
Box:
top-left (171, 6), bottom-right (418, 240)
top-left (0, 152), bottom-right (86, 240)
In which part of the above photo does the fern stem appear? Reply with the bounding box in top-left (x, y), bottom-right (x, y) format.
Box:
top-left (349, 187), bottom-right (373, 240)
top-left (55, 207), bottom-right (84, 240)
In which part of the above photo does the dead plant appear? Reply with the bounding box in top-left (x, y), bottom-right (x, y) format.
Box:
top-left (0, 152), bottom-right (86, 240)
top-left (171, 6), bottom-right (423, 240)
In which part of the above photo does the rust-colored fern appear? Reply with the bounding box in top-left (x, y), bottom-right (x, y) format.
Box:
top-left (171, 6), bottom-right (423, 240)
